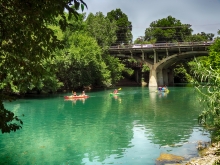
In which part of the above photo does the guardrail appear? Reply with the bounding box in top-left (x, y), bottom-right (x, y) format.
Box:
top-left (109, 41), bottom-right (214, 49)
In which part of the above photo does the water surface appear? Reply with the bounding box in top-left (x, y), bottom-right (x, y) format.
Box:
top-left (0, 87), bottom-right (210, 165)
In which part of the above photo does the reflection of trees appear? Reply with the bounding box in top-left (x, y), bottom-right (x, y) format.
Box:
top-left (0, 91), bottom-right (134, 164)
top-left (147, 87), bottom-right (203, 146)
top-left (0, 87), bottom-right (204, 164)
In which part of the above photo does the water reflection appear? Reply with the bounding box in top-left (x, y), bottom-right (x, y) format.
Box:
top-left (0, 87), bottom-right (210, 165)
top-left (110, 94), bottom-right (122, 103)
top-left (64, 98), bottom-right (87, 104)
top-left (147, 87), bottom-right (208, 147)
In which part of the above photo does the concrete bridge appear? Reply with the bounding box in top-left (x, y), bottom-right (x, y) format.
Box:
top-left (108, 42), bottom-right (212, 87)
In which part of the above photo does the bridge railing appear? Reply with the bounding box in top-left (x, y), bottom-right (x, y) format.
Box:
top-left (110, 41), bottom-right (214, 49)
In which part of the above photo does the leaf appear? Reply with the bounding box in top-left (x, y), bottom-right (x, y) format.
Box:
top-left (81, 4), bottom-right (84, 12)
top-left (80, 0), bottom-right (88, 9)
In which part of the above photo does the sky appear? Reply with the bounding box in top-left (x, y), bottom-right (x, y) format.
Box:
top-left (81, 0), bottom-right (220, 41)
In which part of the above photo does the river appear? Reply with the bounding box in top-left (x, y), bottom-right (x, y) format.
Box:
top-left (0, 86), bottom-right (210, 165)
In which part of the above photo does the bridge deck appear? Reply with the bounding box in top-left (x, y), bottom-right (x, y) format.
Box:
top-left (109, 42), bottom-right (212, 55)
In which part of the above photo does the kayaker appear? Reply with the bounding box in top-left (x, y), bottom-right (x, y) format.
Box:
top-left (162, 85), bottom-right (168, 92)
top-left (113, 89), bottom-right (118, 94)
top-left (72, 91), bottom-right (77, 96)
top-left (82, 91), bottom-right (85, 96)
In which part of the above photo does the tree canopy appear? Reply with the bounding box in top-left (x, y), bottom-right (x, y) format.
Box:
top-left (106, 9), bottom-right (132, 45)
top-left (85, 12), bottom-right (117, 51)
top-left (144, 15), bottom-right (192, 43)
top-left (185, 32), bottom-right (215, 42)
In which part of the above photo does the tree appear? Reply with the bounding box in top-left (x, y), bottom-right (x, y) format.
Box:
top-left (0, 0), bottom-right (87, 133)
top-left (185, 32), bottom-right (215, 42)
top-left (85, 12), bottom-right (117, 51)
top-left (56, 30), bottom-right (112, 89)
top-left (85, 12), bottom-right (131, 85)
top-left (207, 39), bottom-right (220, 70)
top-left (107, 9), bottom-right (132, 45)
top-left (144, 15), bottom-right (192, 43)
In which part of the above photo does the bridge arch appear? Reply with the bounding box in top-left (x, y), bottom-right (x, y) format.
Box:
top-left (155, 51), bottom-right (208, 69)
top-left (150, 51), bottom-right (209, 86)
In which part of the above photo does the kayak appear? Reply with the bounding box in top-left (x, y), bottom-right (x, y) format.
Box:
top-left (109, 93), bottom-right (120, 96)
top-left (64, 95), bottom-right (89, 99)
top-left (157, 89), bottom-right (169, 93)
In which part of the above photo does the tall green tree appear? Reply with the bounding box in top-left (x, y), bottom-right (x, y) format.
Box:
top-left (85, 12), bottom-right (130, 84)
top-left (144, 15), bottom-right (192, 43)
top-left (0, 0), bottom-right (87, 133)
top-left (85, 12), bottom-right (117, 51)
top-left (107, 9), bottom-right (132, 45)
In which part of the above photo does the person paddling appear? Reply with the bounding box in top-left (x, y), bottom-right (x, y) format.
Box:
top-left (113, 89), bottom-right (118, 94)
top-left (81, 91), bottom-right (86, 96)
top-left (72, 91), bottom-right (77, 96)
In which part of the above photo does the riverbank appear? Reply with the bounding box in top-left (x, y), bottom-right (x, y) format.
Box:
top-left (155, 142), bottom-right (220, 165)
top-left (184, 142), bottom-right (220, 165)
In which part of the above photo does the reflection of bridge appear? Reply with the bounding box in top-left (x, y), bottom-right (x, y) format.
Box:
top-left (108, 42), bottom-right (212, 87)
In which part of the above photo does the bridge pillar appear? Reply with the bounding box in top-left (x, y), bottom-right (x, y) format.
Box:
top-left (149, 67), bottom-right (158, 87)
top-left (142, 52), bottom-right (144, 60)
top-left (153, 50), bottom-right (158, 64)
top-left (157, 69), bottom-right (163, 86)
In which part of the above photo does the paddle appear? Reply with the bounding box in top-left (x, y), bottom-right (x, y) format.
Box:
top-left (110, 88), bottom-right (121, 96)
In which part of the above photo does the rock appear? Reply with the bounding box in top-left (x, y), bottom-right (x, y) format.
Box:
top-left (156, 153), bottom-right (184, 165)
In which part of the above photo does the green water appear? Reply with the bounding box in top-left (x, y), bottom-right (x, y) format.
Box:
top-left (0, 87), bottom-right (210, 165)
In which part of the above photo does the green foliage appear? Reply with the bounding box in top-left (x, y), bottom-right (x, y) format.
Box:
top-left (0, 0), bottom-right (87, 133)
top-left (0, 97), bottom-right (23, 133)
top-left (174, 64), bottom-right (192, 83)
top-left (144, 15), bottom-right (192, 43)
top-left (52, 12), bottom-right (127, 88)
top-left (208, 38), bottom-right (220, 70)
top-left (56, 31), bottom-right (106, 88)
top-left (185, 32), bottom-right (215, 42)
top-left (103, 55), bottom-right (128, 85)
top-left (84, 11), bottom-right (129, 85)
top-left (107, 9), bottom-right (132, 45)
top-left (133, 36), bottom-right (152, 44)
top-left (85, 12), bottom-right (117, 51)
top-left (142, 64), bottom-right (150, 72)
top-left (190, 38), bottom-right (220, 73)
top-left (193, 62), bottom-right (220, 126)
top-left (192, 38), bottom-right (220, 140)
